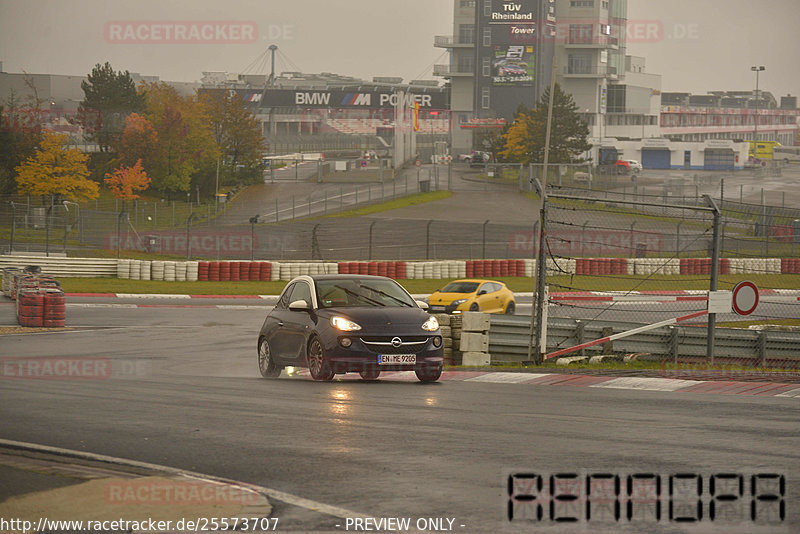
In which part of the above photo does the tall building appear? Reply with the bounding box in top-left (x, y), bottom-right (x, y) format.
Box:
top-left (435, 0), bottom-right (556, 154)
top-left (554, 0), bottom-right (661, 146)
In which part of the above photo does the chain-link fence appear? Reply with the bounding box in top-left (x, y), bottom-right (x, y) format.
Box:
top-left (532, 185), bottom-right (800, 366)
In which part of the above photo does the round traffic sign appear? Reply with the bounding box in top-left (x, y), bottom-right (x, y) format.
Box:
top-left (732, 281), bottom-right (759, 316)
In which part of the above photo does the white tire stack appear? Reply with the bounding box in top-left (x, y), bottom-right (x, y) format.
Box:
top-left (117, 259), bottom-right (131, 279)
top-left (151, 261), bottom-right (165, 281)
top-left (129, 260), bottom-right (141, 280)
top-left (140, 260), bottom-right (151, 280)
top-left (163, 261), bottom-right (176, 282)
top-left (186, 261), bottom-right (199, 282)
top-left (175, 261), bottom-right (188, 282)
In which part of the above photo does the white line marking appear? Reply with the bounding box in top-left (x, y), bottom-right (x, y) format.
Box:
top-left (775, 388), bottom-right (800, 398)
top-left (0, 438), bottom-right (365, 519)
top-left (215, 305), bottom-right (270, 310)
top-left (115, 293), bottom-right (192, 299)
top-left (590, 377), bottom-right (704, 391)
top-left (466, 372), bottom-right (552, 383)
top-left (67, 303), bottom-right (139, 308)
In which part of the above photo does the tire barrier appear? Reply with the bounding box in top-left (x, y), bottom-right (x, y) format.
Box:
top-left (783, 258), bottom-right (800, 274)
top-left (339, 261), bottom-right (408, 279)
top-left (680, 258), bottom-right (731, 275)
top-left (11, 273), bottom-right (66, 328)
top-left (575, 258), bottom-right (629, 276)
top-left (3, 256), bottom-right (799, 286)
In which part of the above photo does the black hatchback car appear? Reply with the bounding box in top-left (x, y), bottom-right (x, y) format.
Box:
top-left (257, 275), bottom-right (444, 382)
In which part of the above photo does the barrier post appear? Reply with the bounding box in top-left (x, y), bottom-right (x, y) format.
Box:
top-left (705, 195), bottom-right (722, 364)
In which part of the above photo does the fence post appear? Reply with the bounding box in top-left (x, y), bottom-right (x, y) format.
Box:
top-left (705, 195), bottom-right (721, 364)
top-left (292, 196), bottom-right (295, 220)
top-left (186, 213), bottom-right (196, 261)
top-left (669, 326), bottom-right (679, 365)
top-left (676, 221), bottom-right (683, 258)
top-left (426, 220), bottom-right (434, 260)
top-left (368, 221), bottom-right (376, 260)
top-left (482, 220), bottom-right (490, 259)
top-left (311, 223), bottom-right (321, 260)
top-left (629, 221), bottom-right (636, 258)
top-left (575, 320), bottom-right (585, 356)
top-left (9, 202), bottom-right (16, 252)
top-left (45, 203), bottom-right (53, 257)
top-left (758, 331), bottom-right (767, 367)
top-left (530, 189), bottom-right (548, 365)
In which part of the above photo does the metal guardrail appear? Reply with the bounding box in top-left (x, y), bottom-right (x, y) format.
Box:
top-left (488, 315), bottom-right (800, 362)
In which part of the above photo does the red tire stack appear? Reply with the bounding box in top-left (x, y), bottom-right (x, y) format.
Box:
top-left (259, 262), bottom-right (272, 281)
top-left (249, 262), bottom-right (261, 281)
top-left (17, 289), bottom-right (44, 327)
top-left (198, 262), bottom-right (210, 281)
top-left (208, 262), bottom-right (221, 281)
top-left (219, 262), bottom-right (231, 281)
top-left (394, 262), bottom-right (407, 279)
top-left (43, 291), bottom-right (66, 327)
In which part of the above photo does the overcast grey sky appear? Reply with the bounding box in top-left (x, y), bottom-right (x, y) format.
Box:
top-left (1, 0), bottom-right (798, 98)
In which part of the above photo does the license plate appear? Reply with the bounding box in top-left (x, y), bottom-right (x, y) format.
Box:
top-left (378, 354), bottom-right (417, 365)
top-left (429, 306), bottom-right (445, 312)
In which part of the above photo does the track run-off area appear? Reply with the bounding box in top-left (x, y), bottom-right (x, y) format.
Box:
top-left (1, 298), bottom-right (798, 533)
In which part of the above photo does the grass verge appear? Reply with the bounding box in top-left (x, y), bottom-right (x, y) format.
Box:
top-left (51, 274), bottom-right (800, 296)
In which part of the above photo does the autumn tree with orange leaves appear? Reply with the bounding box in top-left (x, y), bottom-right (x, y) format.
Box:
top-left (104, 159), bottom-right (151, 209)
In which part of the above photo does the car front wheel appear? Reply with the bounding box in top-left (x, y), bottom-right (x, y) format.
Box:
top-left (505, 302), bottom-right (515, 315)
top-left (307, 335), bottom-right (334, 381)
top-left (415, 364), bottom-right (443, 383)
top-left (469, 303), bottom-right (479, 311)
top-left (258, 338), bottom-right (282, 378)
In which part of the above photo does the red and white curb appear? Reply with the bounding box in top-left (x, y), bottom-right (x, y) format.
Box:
top-left (283, 370), bottom-right (800, 397)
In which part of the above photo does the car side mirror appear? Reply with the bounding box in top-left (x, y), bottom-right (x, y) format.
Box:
top-left (477, 290), bottom-right (487, 296)
top-left (288, 299), bottom-right (311, 311)
top-left (415, 300), bottom-right (429, 310)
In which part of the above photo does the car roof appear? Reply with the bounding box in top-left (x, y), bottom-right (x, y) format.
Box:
top-left (445, 279), bottom-right (503, 284)
top-left (306, 274), bottom-right (394, 281)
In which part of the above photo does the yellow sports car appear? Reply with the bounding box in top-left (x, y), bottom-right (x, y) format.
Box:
top-left (427, 279), bottom-right (515, 314)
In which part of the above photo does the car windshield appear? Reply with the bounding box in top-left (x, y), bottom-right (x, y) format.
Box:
top-left (316, 278), bottom-right (416, 308)
top-left (441, 281), bottom-right (480, 293)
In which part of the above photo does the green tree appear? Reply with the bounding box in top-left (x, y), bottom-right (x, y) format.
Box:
top-left (502, 84), bottom-right (591, 165)
top-left (15, 131), bottom-right (98, 201)
top-left (198, 89), bottom-right (265, 188)
top-left (0, 101), bottom-right (44, 196)
top-left (139, 82), bottom-right (218, 197)
top-left (78, 62), bottom-right (146, 153)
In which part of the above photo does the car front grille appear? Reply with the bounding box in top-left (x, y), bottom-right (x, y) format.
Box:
top-left (359, 336), bottom-right (429, 354)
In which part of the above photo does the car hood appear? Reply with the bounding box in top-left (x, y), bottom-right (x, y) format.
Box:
top-left (428, 291), bottom-right (473, 305)
top-left (318, 306), bottom-right (432, 328)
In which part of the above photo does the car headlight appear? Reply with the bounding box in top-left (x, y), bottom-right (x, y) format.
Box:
top-left (451, 299), bottom-right (468, 306)
top-left (331, 316), bottom-right (361, 331)
top-left (422, 315), bottom-right (439, 332)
